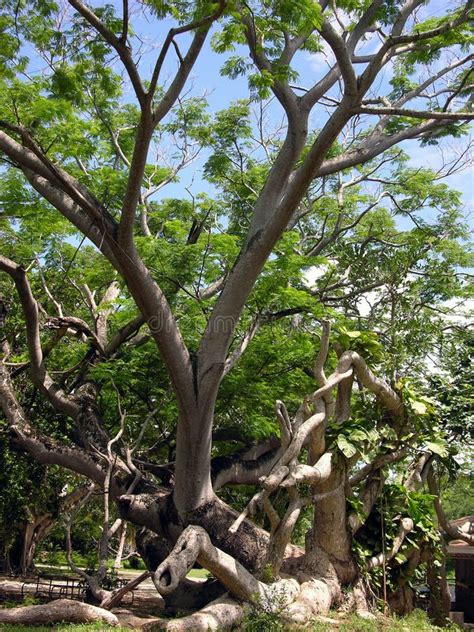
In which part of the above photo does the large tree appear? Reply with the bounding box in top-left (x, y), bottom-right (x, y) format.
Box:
top-left (0, 0), bottom-right (473, 627)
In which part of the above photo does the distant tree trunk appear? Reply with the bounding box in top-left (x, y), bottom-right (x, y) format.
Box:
top-left (426, 542), bottom-right (451, 626)
top-left (113, 522), bottom-right (128, 570)
top-left (16, 515), bottom-right (55, 574)
top-left (7, 520), bottom-right (46, 575)
top-left (20, 522), bottom-right (36, 574)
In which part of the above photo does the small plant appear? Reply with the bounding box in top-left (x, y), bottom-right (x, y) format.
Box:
top-left (123, 555), bottom-right (146, 570)
top-left (21, 595), bottom-right (40, 607)
top-left (240, 588), bottom-right (289, 632)
top-left (260, 563), bottom-right (276, 584)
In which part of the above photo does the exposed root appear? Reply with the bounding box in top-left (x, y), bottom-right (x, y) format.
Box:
top-left (143, 594), bottom-right (244, 631)
top-left (0, 598), bottom-right (119, 626)
top-left (147, 573), bottom-right (343, 630)
top-left (339, 577), bottom-right (377, 620)
top-left (283, 578), bottom-right (339, 625)
top-left (153, 525), bottom-right (299, 606)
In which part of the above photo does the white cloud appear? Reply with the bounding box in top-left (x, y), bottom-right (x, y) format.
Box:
top-left (304, 264), bottom-right (330, 286)
top-left (304, 43), bottom-right (335, 74)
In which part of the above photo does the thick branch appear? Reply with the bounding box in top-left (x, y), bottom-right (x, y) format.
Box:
top-left (319, 20), bottom-right (357, 97)
top-left (317, 119), bottom-right (446, 177)
top-left (0, 255), bottom-right (79, 417)
top-left (212, 444), bottom-right (281, 490)
top-left (0, 356), bottom-right (109, 486)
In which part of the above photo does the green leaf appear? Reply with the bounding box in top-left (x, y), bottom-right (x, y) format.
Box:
top-left (411, 400), bottom-right (428, 415)
top-left (337, 435), bottom-right (357, 458)
top-left (425, 439), bottom-right (448, 458)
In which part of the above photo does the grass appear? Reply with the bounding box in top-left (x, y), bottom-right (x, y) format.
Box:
top-left (186, 567), bottom-right (210, 579)
top-left (309, 610), bottom-right (462, 632)
top-left (239, 608), bottom-right (463, 632)
top-left (0, 626), bottom-right (133, 631)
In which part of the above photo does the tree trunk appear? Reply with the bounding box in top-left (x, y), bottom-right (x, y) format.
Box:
top-left (306, 461), bottom-right (357, 585)
top-left (173, 408), bottom-right (215, 516)
top-left (20, 521), bottom-right (36, 574)
top-left (6, 517), bottom-right (53, 575)
top-left (113, 522), bottom-right (127, 570)
top-left (388, 585), bottom-right (415, 616)
top-left (127, 491), bottom-right (303, 577)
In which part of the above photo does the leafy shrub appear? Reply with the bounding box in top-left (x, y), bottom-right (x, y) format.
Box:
top-left (240, 588), bottom-right (290, 632)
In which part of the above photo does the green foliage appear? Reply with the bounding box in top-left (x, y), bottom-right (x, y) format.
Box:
top-left (354, 484), bottom-right (441, 595)
top-left (0, 424), bottom-right (68, 566)
top-left (441, 471), bottom-right (474, 520)
top-left (429, 333), bottom-right (474, 444)
top-left (240, 589), bottom-right (289, 632)
top-left (335, 326), bottom-right (384, 364)
top-left (212, 0), bottom-right (323, 94)
top-left (0, 595), bottom-right (40, 609)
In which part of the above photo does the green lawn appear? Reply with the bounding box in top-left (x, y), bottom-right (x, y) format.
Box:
top-left (0, 626), bottom-right (133, 632)
top-left (309, 611), bottom-right (462, 631)
top-left (186, 567), bottom-right (210, 579)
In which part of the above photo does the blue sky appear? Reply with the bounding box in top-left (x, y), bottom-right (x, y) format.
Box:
top-left (113, 1), bottom-right (471, 217)
top-left (42, 1), bottom-right (474, 229)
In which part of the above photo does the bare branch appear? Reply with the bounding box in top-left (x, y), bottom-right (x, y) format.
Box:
top-left (350, 447), bottom-right (411, 486)
top-left (357, 106), bottom-right (473, 121)
top-left (148, 1), bottom-right (226, 103)
top-left (35, 256), bottom-right (63, 317)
